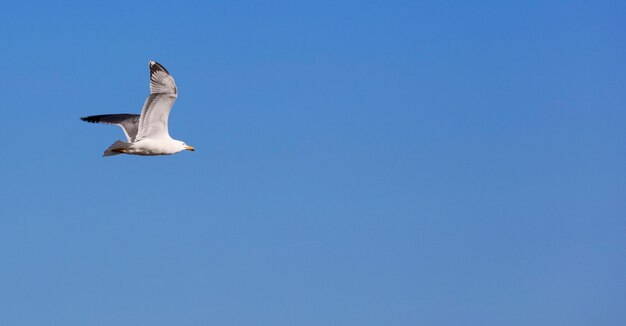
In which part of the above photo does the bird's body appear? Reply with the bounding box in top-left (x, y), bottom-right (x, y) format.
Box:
top-left (81, 61), bottom-right (195, 156)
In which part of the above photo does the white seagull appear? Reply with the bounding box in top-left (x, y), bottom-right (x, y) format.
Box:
top-left (81, 61), bottom-right (195, 156)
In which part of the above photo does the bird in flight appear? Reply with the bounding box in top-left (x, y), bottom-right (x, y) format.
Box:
top-left (81, 61), bottom-right (195, 156)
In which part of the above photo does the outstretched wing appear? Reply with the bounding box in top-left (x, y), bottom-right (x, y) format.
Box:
top-left (81, 114), bottom-right (141, 142)
top-left (135, 61), bottom-right (178, 141)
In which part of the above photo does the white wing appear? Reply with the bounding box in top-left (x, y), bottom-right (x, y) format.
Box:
top-left (81, 114), bottom-right (141, 142)
top-left (135, 61), bottom-right (178, 141)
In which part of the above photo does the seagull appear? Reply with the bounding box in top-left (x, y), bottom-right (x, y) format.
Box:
top-left (81, 61), bottom-right (195, 156)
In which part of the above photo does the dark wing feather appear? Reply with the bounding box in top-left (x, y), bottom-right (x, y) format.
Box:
top-left (81, 114), bottom-right (141, 142)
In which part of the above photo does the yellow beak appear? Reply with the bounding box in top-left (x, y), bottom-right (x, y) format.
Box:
top-left (185, 145), bottom-right (195, 151)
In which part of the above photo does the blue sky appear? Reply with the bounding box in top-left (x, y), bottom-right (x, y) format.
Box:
top-left (0, 1), bottom-right (624, 325)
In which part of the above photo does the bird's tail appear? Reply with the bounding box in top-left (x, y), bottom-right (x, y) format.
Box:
top-left (103, 140), bottom-right (131, 157)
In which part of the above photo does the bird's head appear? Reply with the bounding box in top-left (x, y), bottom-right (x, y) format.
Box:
top-left (178, 140), bottom-right (195, 152)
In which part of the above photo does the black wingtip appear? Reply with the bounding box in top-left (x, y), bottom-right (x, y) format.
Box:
top-left (149, 60), bottom-right (170, 75)
top-left (80, 114), bottom-right (141, 125)
top-left (81, 115), bottom-right (107, 123)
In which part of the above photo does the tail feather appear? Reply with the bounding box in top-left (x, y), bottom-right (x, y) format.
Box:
top-left (103, 140), bottom-right (130, 157)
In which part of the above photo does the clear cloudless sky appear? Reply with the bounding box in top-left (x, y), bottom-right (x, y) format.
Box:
top-left (0, 1), bottom-right (624, 325)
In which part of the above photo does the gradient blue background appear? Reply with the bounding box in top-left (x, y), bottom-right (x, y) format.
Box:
top-left (0, 1), bottom-right (624, 325)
